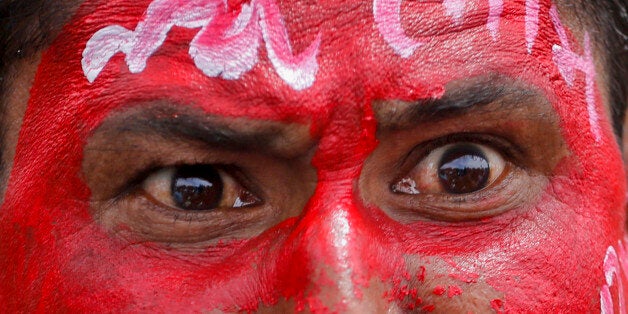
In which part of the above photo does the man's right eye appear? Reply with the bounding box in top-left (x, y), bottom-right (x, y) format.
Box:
top-left (142, 164), bottom-right (261, 211)
top-left (98, 162), bottom-right (271, 246)
top-left (82, 108), bottom-right (317, 248)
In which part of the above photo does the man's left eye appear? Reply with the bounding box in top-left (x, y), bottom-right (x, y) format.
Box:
top-left (142, 164), bottom-right (261, 211)
top-left (360, 132), bottom-right (546, 222)
top-left (392, 142), bottom-right (506, 195)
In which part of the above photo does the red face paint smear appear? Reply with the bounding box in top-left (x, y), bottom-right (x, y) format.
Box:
top-left (433, 286), bottom-right (446, 296)
top-left (0, 0), bottom-right (624, 312)
top-left (448, 285), bottom-right (463, 298)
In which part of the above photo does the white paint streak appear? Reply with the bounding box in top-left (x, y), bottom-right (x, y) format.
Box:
top-left (373, 0), bottom-right (422, 58)
top-left (82, 25), bottom-right (135, 83)
top-left (82, 0), bottom-right (320, 90)
top-left (486, 0), bottom-right (503, 40)
top-left (525, 0), bottom-right (539, 54)
top-left (443, 0), bottom-right (466, 24)
top-left (331, 209), bottom-right (354, 301)
top-left (600, 244), bottom-right (627, 314)
top-left (549, 6), bottom-right (574, 84)
top-left (601, 284), bottom-right (614, 314)
top-left (189, 3), bottom-right (261, 80)
top-left (605, 246), bottom-right (620, 285)
top-left (257, 0), bottom-right (322, 91)
top-left (550, 6), bottom-right (601, 142)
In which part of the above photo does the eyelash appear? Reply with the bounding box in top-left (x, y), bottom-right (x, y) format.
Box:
top-left (398, 133), bottom-right (522, 179)
top-left (388, 132), bottom-right (527, 209)
top-left (111, 162), bottom-right (261, 210)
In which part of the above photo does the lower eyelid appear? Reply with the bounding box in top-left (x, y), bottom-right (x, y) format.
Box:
top-left (104, 168), bottom-right (268, 239)
top-left (387, 178), bottom-right (519, 221)
top-left (109, 194), bottom-right (236, 242)
top-left (368, 134), bottom-right (544, 222)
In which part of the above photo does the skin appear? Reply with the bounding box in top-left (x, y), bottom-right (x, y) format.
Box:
top-left (0, 0), bottom-right (626, 312)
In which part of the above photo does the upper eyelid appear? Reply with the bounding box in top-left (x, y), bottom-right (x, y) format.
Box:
top-left (397, 133), bottom-right (521, 174)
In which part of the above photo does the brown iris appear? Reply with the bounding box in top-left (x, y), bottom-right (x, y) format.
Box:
top-left (172, 165), bottom-right (224, 210)
top-left (438, 144), bottom-right (490, 194)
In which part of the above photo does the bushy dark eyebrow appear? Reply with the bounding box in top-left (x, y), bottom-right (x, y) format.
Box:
top-left (373, 76), bottom-right (541, 130)
top-left (94, 105), bottom-right (314, 159)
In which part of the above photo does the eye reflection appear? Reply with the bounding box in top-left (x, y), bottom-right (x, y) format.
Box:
top-left (438, 144), bottom-right (490, 194)
top-left (172, 165), bottom-right (223, 210)
top-left (142, 165), bottom-right (261, 211)
top-left (393, 142), bottom-right (506, 195)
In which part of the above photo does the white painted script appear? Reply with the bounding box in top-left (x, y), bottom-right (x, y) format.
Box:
top-left (82, 0), bottom-right (321, 91)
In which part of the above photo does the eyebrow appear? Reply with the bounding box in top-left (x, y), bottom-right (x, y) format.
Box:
top-left (97, 105), bottom-right (314, 159)
top-left (373, 76), bottom-right (541, 130)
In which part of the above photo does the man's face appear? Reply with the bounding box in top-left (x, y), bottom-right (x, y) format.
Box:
top-left (1, 0), bottom-right (626, 312)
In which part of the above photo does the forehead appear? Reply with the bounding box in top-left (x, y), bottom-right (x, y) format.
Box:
top-left (48, 0), bottom-right (574, 125)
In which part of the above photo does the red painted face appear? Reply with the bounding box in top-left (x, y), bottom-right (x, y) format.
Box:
top-left (1, 0), bottom-right (627, 312)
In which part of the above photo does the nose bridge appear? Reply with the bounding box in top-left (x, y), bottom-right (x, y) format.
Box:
top-left (286, 181), bottom-right (407, 313)
top-left (290, 185), bottom-right (366, 311)
top-left (275, 101), bottom-right (397, 312)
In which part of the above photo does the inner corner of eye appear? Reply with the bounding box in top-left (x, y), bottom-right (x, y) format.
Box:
top-left (392, 177), bottom-right (421, 195)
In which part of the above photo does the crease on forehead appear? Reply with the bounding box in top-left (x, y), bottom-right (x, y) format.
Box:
top-left (1, 0), bottom-right (602, 176)
top-left (56, 2), bottom-right (564, 87)
top-left (18, 1), bottom-right (607, 145)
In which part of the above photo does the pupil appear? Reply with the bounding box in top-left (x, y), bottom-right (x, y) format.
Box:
top-left (171, 165), bottom-right (223, 210)
top-left (438, 144), bottom-right (490, 194)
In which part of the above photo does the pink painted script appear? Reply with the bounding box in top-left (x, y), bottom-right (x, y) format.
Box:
top-left (373, 1), bottom-right (601, 143)
top-left (373, 0), bottom-right (423, 58)
top-left (525, 0), bottom-right (540, 53)
top-left (601, 239), bottom-right (628, 314)
top-left (550, 5), bottom-right (601, 142)
top-left (487, 0), bottom-right (504, 40)
top-left (82, 0), bottom-right (321, 90)
top-left (443, 0), bottom-right (466, 24)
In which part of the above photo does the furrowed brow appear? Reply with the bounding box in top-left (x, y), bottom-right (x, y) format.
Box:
top-left (373, 76), bottom-right (540, 130)
top-left (94, 105), bottom-right (314, 159)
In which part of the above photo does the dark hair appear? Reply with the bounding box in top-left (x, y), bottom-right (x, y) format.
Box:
top-left (0, 0), bottom-right (627, 135)
top-left (569, 0), bottom-right (628, 140)
top-left (0, 0), bottom-right (78, 83)
top-left (603, 0), bottom-right (628, 139)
